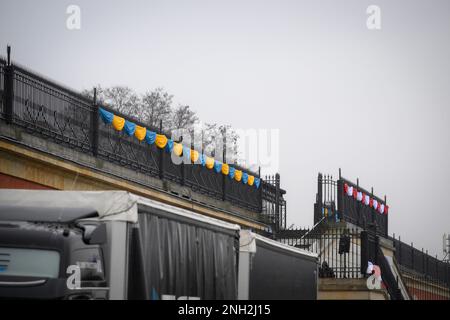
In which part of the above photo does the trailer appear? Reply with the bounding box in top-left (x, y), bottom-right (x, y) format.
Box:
top-left (238, 230), bottom-right (318, 300)
top-left (0, 190), bottom-right (240, 300)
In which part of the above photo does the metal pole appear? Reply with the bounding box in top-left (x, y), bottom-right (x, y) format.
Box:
top-left (4, 45), bottom-right (14, 124)
top-left (7, 45), bottom-right (11, 66)
top-left (258, 166), bottom-right (263, 213)
top-left (158, 119), bottom-right (165, 180)
top-left (222, 128), bottom-right (226, 201)
top-left (337, 174), bottom-right (343, 221)
top-left (91, 87), bottom-right (99, 157)
top-left (275, 173), bottom-right (280, 231)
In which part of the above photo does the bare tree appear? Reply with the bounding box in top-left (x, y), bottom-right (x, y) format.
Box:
top-left (102, 86), bottom-right (140, 117)
top-left (80, 85), bottom-right (105, 103)
top-left (170, 105), bottom-right (198, 132)
top-left (81, 85), bottom-right (242, 162)
top-left (140, 88), bottom-right (173, 129)
top-left (195, 123), bottom-right (217, 156)
top-left (220, 124), bottom-right (240, 164)
top-left (196, 123), bottom-right (240, 162)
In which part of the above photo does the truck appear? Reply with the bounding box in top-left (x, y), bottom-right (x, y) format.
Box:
top-left (0, 190), bottom-right (239, 299)
top-left (0, 189), bottom-right (318, 300)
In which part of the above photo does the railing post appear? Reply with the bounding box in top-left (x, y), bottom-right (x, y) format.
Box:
top-left (384, 195), bottom-right (388, 236)
top-left (371, 187), bottom-right (375, 224)
top-left (222, 128), bottom-right (226, 201)
top-left (314, 173), bottom-right (323, 224)
top-left (360, 230), bottom-right (368, 275)
top-left (337, 175), bottom-right (343, 221)
top-left (436, 254), bottom-right (438, 281)
top-left (275, 173), bottom-right (280, 231)
top-left (374, 234), bottom-right (380, 265)
top-left (422, 248), bottom-right (425, 274)
top-left (180, 135), bottom-right (186, 186)
top-left (91, 88), bottom-right (99, 157)
top-left (317, 173), bottom-right (323, 207)
top-left (4, 45), bottom-right (14, 124)
top-left (180, 155), bottom-right (186, 185)
top-left (356, 178), bottom-right (362, 226)
top-left (258, 166), bottom-right (263, 213)
top-left (158, 120), bottom-right (165, 180)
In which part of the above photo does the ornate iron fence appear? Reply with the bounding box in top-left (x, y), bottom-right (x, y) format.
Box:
top-left (0, 53), bottom-right (286, 226)
top-left (262, 174), bottom-right (286, 231)
top-left (0, 58), bottom-right (5, 116)
top-left (98, 120), bottom-right (160, 178)
top-left (8, 63), bottom-right (94, 153)
top-left (314, 172), bottom-right (388, 236)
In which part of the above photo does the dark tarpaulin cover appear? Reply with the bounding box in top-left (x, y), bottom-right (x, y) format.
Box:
top-left (249, 239), bottom-right (318, 300)
top-left (128, 211), bottom-right (238, 300)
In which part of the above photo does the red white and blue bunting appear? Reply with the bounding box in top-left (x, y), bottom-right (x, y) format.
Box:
top-left (344, 183), bottom-right (388, 215)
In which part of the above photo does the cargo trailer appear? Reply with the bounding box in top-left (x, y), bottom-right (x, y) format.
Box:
top-left (0, 190), bottom-right (240, 300)
top-left (238, 230), bottom-right (318, 300)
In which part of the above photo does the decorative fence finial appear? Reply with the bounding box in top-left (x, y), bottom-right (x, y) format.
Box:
top-left (7, 45), bottom-right (11, 66)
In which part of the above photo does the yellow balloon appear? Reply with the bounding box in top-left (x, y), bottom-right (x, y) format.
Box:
top-left (221, 163), bottom-right (229, 175)
top-left (173, 143), bottom-right (183, 156)
top-left (155, 134), bottom-right (168, 148)
top-left (248, 175), bottom-right (255, 186)
top-left (205, 157), bottom-right (215, 169)
top-left (191, 149), bottom-right (199, 163)
top-left (112, 115), bottom-right (125, 131)
top-left (234, 170), bottom-right (242, 182)
top-left (134, 125), bottom-right (146, 141)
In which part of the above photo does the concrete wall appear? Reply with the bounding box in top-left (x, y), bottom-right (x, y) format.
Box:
top-left (318, 278), bottom-right (389, 300)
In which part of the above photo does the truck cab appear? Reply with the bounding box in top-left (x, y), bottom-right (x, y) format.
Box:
top-left (0, 205), bottom-right (109, 299)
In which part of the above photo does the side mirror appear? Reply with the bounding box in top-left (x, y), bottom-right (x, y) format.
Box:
top-left (78, 223), bottom-right (107, 245)
top-left (88, 223), bottom-right (107, 245)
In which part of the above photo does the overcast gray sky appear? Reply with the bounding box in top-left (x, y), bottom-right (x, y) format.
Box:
top-left (1, 0), bottom-right (449, 258)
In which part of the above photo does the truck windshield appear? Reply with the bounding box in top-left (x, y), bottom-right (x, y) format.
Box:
top-left (0, 247), bottom-right (60, 279)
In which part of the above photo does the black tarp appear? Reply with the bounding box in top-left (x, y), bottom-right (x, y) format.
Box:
top-left (128, 207), bottom-right (239, 300)
top-left (249, 239), bottom-right (317, 300)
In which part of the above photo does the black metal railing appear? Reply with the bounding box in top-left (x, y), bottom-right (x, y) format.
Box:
top-left (399, 267), bottom-right (450, 300)
top-left (262, 174), bottom-right (286, 231)
top-left (391, 235), bottom-right (450, 288)
top-left (313, 171), bottom-right (449, 295)
top-left (314, 172), bottom-right (388, 236)
top-left (277, 223), bottom-right (407, 299)
top-left (0, 55), bottom-right (286, 228)
top-left (278, 225), bottom-right (362, 279)
top-left (11, 63), bottom-right (94, 152)
top-left (0, 58), bottom-right (5, 115)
